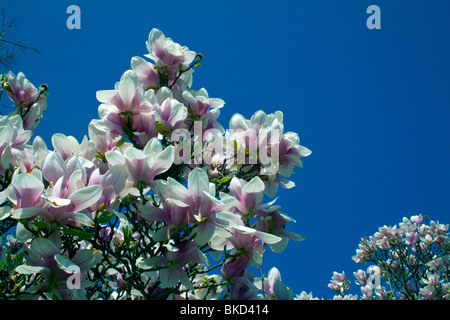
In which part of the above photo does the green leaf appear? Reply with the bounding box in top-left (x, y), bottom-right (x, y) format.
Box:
top-left (15, 251), bottom-right (24, 267)
top-left (63, 227), bottom-right (95, 240)
top-left (96, 212), bottom-right (114, 224)
top-left (218, 176), bottom-right (231, 184)
top-left (0, 260), bottom-right (6, 272)
top-left (155, 121), bottom-right (165, 134)
top-left (116, 137), bottom-right (125, 148)
top-left (6, 252), bottom-right (13, 271)
top-left (48, 269), bottom-right (57, 291)
top-left (32, 220), bottom-right (50, 229)
top-left (11, 279), bottom-right (25, 293)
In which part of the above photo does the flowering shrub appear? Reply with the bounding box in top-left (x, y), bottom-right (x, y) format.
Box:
top-left (0, 28), bottom-right (311, 300)
top-left (323, 215), bottom-right (450, 300)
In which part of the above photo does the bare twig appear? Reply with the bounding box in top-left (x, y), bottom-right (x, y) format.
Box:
top-left (0, 9), bottom-right (41, 70)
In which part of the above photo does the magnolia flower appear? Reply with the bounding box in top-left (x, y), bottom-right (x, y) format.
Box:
top-left (146, 87), bottom-right (187, 133)
top-left (51, 133), bottom-right (96, 163)
top-left (10, 154), bottom-right (102, 228)
top-left (225, 273), bottom-right (259, 300)
top-left (137, 241), bottom-right (208, 291)
top-left (226, 110), bottom-right (310, 193)
top-left (182, 88), bottom-right (225, 119)
top-left (88, 119), bottom-right (123, 157)
top-left (87, 165), bottom-right (126, 212)
top-left (255, 267), bottom-right (294, 300)
top-left (295, 291), bottom-right (319, 300)
top-left (210, 225), bottom-right (281, 268)
top-left (329, 271), bottom-right (347, 289)
top-left (107, 137), bottom-right (174, 188)
top-left (16, 237), bottom-right (102, 299)
top-left (131, 56), bottom-right (160, 90)
top-left (97, 70), bottom-right (153, 136)
top-left (4, 71), bottom-right (38, 105)
top-left (254, 206), bottom-right (305, 253)
top-left (145, 28), bottom-right (196, 72)
top-left (4, 72), bottom-right (47, 131)
top-left (0, 114), bottom-right (34, 174)
top-left (142, 168), bottom-right (240, 245)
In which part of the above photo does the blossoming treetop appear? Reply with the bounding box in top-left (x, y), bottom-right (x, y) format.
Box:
top-left (0, 28), bottom-right (311, 300)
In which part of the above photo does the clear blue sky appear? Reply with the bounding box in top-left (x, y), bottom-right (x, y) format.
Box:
top-left (2, 0), bottom-right (450, 298)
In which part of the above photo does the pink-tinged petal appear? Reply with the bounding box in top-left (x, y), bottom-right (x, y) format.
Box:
top-left (118, 71), bottom-right (139, 108)
top-left (124, 147), bottom-right (148, 183)
top-left (101, 165), bottom-right (126, 204)
top-left (68, 185), bottom-right (102, 212)
top-left (42, 152), bottom-right (66, 184)
top-left (138, 203), bottom-right (166, 223)
top-left (148, 28), bottom-right (164, 48)
top-left (154, 178), bottom-right (192, 206)
top-left (166, 198), bottom-right (191, 226)
top-left (51, 133), bottom-right (73, 160)
top-left (28, 237), bottom-right (59, 260)
top-left (160, 267), bottom-right (195, 291)
top-left (167, 103), bottom-right (187, 129)
top-left (67, 170), bottom-right (84, 197)
top-left (232, 225), bottom-right (282, 245)
top-left (187, 168), bottom-right (209, 207)
top-left (242, 176), bottom-right (265, 208)
top-left (57, 212), bottom-right (94, 227)
top-left (15, 265), bottom-right (49, 275)
top-left (105, 150), bottom-right (126, 167)
top-left (229, 113), bottom-right (248, 130)
top-left (195, 222), bottom-right (216, 246)
top-left (88, 168), bottom-right (101, 186)
top-left (96, 90), bottom-right (117, 104)
top-left (42, 194), bottom-right (71, 208)
top-left (229, 178), bottom-right (244, 201)
top-left (131, 56), bottom-right (159, 89)
top-left (214, 211), bottom-right (244, 227)
top-left (71, 249), bottom-right (102, 271)
top-left (267, 267), bottom-right (282, 288)
top-left (11, 207), bottom-right (51, 220)
top-left (147, 146), bottom-right (174, 180)
top-left (11, 173), bottom-right (44, 208)
top-left (143, 137), bottom-right (163, 155)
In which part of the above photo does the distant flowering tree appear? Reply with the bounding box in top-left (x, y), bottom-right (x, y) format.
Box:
top-left (321, 215), bottom-right (449, 300)
top-left (0, 28), bottom-right (311, 300)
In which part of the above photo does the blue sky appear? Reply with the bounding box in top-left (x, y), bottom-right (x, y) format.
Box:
top-left (2, 0), bottom-right (450, 298)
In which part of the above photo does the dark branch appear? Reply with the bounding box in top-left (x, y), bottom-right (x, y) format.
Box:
top-left (0, 9), bottom-right (41, 71)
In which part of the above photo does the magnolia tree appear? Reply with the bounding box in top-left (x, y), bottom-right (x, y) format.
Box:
top-left (325, 214), bottom-right (450, 300)
top-left (0, 28), bottom-right (312, 300)
top-left (1, 29), bottom-right (448, 301)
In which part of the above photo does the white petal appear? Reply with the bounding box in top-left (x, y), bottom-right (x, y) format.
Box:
top-left (72, 249), bottom-right (102, 271)
top-left (51, 133), bottom-right (73, 159)
top-left (68, 185), bottom-right (102, 212)
top-left (96, 90), bottom-right (117, 103)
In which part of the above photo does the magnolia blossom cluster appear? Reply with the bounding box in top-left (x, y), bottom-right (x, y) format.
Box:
top-left (318, 215), bottom-right (450, 300)
top-left (0, 28), bottom-right (311, 300)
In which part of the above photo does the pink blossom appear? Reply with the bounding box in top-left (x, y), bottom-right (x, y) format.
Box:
top-left (109, 138), bottom-right (174, 188)
top-left (145, 28), bottom-right (196, 77)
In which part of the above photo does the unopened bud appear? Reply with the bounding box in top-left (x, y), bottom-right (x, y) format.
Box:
top-left (195, 52), bottom-right (203, 61)
top-left (39, 83), bottom-right (48, 92)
